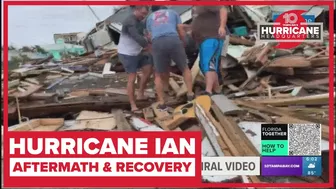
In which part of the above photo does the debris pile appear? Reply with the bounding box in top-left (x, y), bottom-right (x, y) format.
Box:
top-left (3, 24), bottom-right (334, 186)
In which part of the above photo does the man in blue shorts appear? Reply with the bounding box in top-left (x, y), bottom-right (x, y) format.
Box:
top-left (118, 6), bottom-right (153, 113)
top-left (146, 6), bottom-right (194, 111)
top-left (191, 6), bottom-right (228, 95)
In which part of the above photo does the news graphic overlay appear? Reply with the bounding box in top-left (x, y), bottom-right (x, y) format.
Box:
top-left (260, 124), bottom-right (322, 176)
top-left (261, 124), bottom-right (288, 156)
top-left (4, 132), bottom-right (202, 187)
top-left (201, 157), bottom-right (260, 176)
top-left (258, 10), bottom-right (323, 49)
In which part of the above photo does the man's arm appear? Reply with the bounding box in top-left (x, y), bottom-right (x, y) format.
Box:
top-left (174, 10), bottom-right (186, 46)
top-left (124, 17), bottom-right (148, 48)
top-left (219, 6), bottom-right (228, 29)
top-left (145, 14), bottom-right (152, 42)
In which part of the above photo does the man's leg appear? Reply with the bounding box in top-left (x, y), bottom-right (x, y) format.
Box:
top-left (152, 37), bottom-right (171, 110)
top-left (162, 72), bottom-right (170, 91)
top-left (199, 39), bottom-right (223, 95)
top-left (137, 54), bottom-right (153, 100)
top-left (170, 37), bottom-right (194, 101)
top-left (213, 39), bottom-right (224, 94)
top-left (162, 71), bottom-right (175, 96)
top-left (118, 54), bottom-right (139, 111)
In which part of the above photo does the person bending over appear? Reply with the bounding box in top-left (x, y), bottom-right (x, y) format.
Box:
top-left (146, 6), bottom-right (194, 111)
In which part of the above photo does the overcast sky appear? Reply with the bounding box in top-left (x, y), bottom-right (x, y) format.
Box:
top-left (4, 6), bottom-right (118, 47)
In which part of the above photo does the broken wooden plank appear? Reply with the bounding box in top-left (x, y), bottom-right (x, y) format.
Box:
top-left (9, 118), bottom-right (64, 131)
top-left (114, 109), bottom-right (133, 131)
top-left (25, 78), bottom-right (40, 85)
top-left (176, 55), bottom-right (200, 97)
top-left (9, 84), bottom-right (42, 99)
top-left (211, 104), bottom-right (261, 183)
top-left (169, 78), bottom-right (180, 95)
top-left (211, 94), bottom-right (246, 116)
top-left (239, 60), bottom-right (272, 90)
top-left (265, 67), bottom-right (295, 76)
top-left (46, 76), bottom-right (70, 90)
top-left (29, 92), bottom-right (57, 100)
top-left (64, 111), bottom-right (116, 131)
top-left (88, 72), bottom-right (104, 78)
top-left (102, 62), bottom-right (116, 77)
top-left (61, 67), bottom-right (75, 74)
top-left (234, 100), bottom-right (329, 126)
top-left (8, 79), bottom-right (20, 89)
top-left (310, 56), bottom-right (329, 67)
top-left (143, 107), bottom-right (155, 122)
top-left (255, 93), bottom-right (330, 106)
top-left (286, 78), bottom-right (329, 91)
top-left (195, 103), bottom-right (226, 156)
top-left (267, 55), bottom-right (311, 68)
top-left (89, 88), bottom-right (156, 99)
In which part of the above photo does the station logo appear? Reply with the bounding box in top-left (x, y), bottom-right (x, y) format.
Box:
top-left (257, 10), bottom-right (323, 49)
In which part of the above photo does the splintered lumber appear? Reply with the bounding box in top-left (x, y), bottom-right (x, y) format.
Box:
top-left (267, 55), bottom-right (311, 68)
top-left (9, 118), bottom-right (64, 131)
top-left (286, 78), bottom-right (329, 91)
top-left (211, 94), bottom-right (246, 116)
top-left (310, 56), bottom-right (329, 67)
top-left (65, 111), bottom-right (116, 131)
top-left (275, 116), bottom-right (330, 140)
top-left (196, 103), bottom-right (238, 156)
top-left (234, 100), bottom-right (329, 126)
top-left (177, 55), bottom-right (200, 97)
top-left (114, 110), bottom-right (133, 131)
top-left (151, 102), bottom-right (182, 131)
top-left (25, 78), bottom-right (40, 85)
top-left (142, 107), bottom-right (155, 122)
top-left (212, 104), bottom-right (259, 156)
top-left (89, 88), bottom-right (155, 99)
top-left (239, 60), bottom-right (272, 90)
top-left (169, 78), bottom-right (180, 95)
top-left (8, 79), bottom-right (20, 88)
top-left (210, 104), bottom-right (261, 183)
top-left (195, 103), bottom-right (226, 156)
top-left (29, 92), bottom-right (57, 100)
top-left (8, 96), bottom-right (184, 121)
top-left (9, 84), bottom-right (42, 99)
top-left (255, 93), bottom-right (330, 106)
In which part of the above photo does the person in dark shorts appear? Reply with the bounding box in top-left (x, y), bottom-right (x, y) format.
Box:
top-left (118, 6), bottom-right (153, 113)
top-left (191, 6), bottom-right (228, 96)
top-left (146, 6), bottom-right (194, 111)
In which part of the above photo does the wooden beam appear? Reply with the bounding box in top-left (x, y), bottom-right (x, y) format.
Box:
top-left (254, 93), bottom-right (330, 106)
top-left (169, 78), bottom-right (181, 95)
top-left (142, 107), bottom-right (155, 122)
top-left (211, 104), bottom-right (261, 183)
top-left (211, 94), bottom-right (246, 116)
top-left (235, 100), bottom-right (329, 126)
top-left (113, 109), bottom-right (133, 131)
top-left (176, 55), bottom-right (200, 97)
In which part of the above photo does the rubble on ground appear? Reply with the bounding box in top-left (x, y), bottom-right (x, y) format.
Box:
top-left (3, 29), bottom-right (334, 185)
